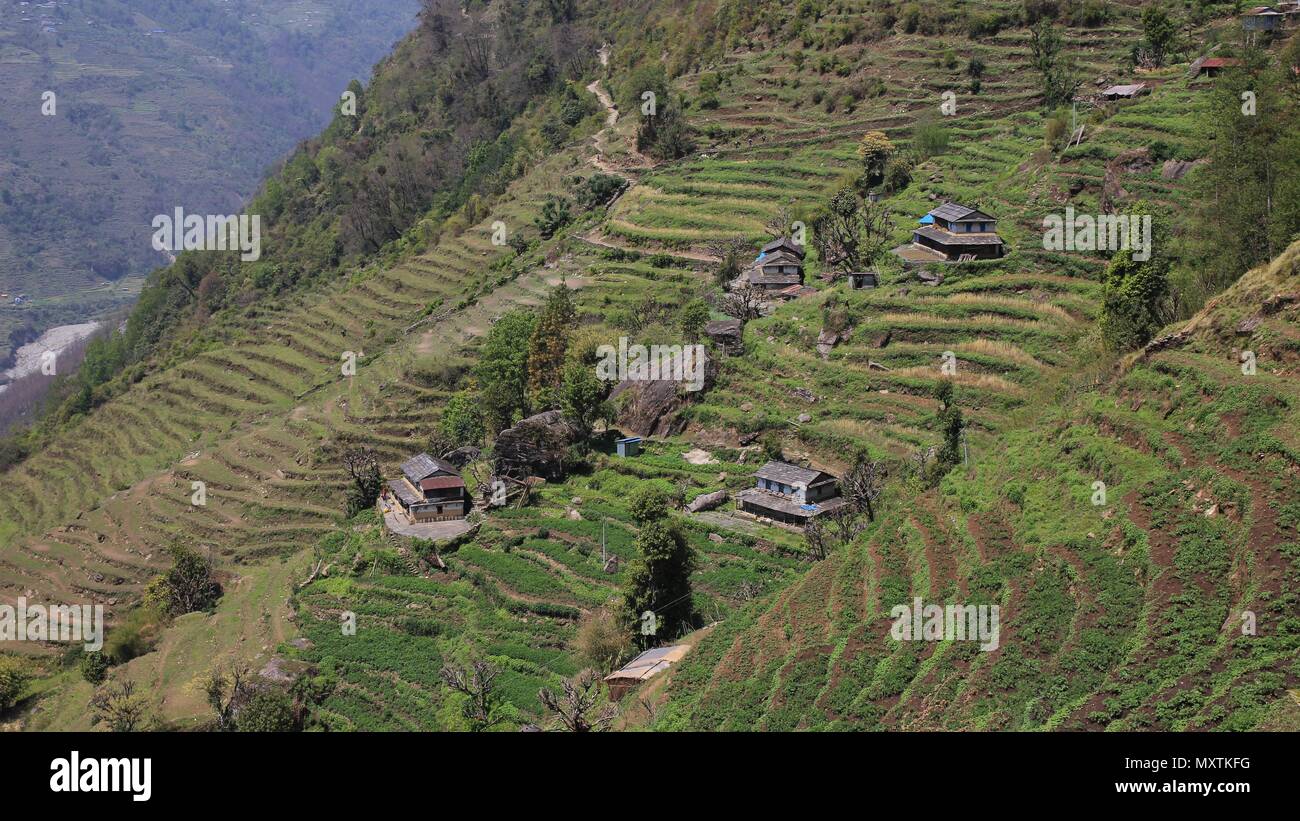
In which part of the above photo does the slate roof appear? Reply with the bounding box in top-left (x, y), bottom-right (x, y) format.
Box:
top-left (387, 479), bottom-right (421, 506)
top-left (748, 269), bottom-right (802, 286)
top-left (759, 248), bottom-right (805, 268)
top-left (753, 460), bottom-right (836, 487)
top-left (760, 236), bottom-right (806, 259)
top-left (914, 225), bottom-right (1006, 246)
top-left (738, 488), bottom-right (846, 517)
top-left (400, 453), bottom-right (458, 485)
top-left (928, 202), bottom-right (995, 223)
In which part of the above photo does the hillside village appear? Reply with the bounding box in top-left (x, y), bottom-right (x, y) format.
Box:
top-left (0, 0), bottom-right (1297, 734)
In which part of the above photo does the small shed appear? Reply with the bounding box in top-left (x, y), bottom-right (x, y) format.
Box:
top-left (849, 271), bottom-right (879, 290)
top-left (604, 645), bottom-right (691, 699)
top-left (1100, 83), bottom-right (1149, 101)
top-left (615, 436), bottom-right (642, 457)
top-left (1242, 6), bottom-right (1283, 31)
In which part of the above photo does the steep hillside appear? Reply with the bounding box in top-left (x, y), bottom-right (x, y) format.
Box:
top-left (0, 0), bottom-right (420, 360)
top-left (660, 245), bottom-right (1300, 731)
top-left (3, 0), bottom-right (1297, 731)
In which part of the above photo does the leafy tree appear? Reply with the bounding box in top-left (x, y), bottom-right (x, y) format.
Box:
top-left (534, 195), bottom-right (572, 239)
top-left (575, 173), bottom-right (627, 210)
top-left (856, 131), bottom-right (895, 190)
top-left (439, 391), bottom-right (485, 449)
top-left (559, 360), bottom-right (612, 440)
top-left (527, 283), bottom-right (577, 407)
top-left (621, 517), bottom-right (696, 649)
top-left (142, 544), bottom-right (221, 617)
top-left (811, 188), bottom-right (894, 273)
top-left (79, 652), bottom-right (110, 685)
top-left (0, 656), bottom-right (31, 711)
top-left (238, 689), bottom-right (298, 732)
top-left (1029, 19), bottom-right (1079, 110)
top-left (1138, 5), bottom-right (1177, 67)
top-left (629, 486), bottom-right (671, 524)
top-left (679, 298), bottom-right (712, 342)
top-left (933, 380), bottom-right (964, 476)
top-left (1099, 248), bottom-right (1170, 351)
top-left (476, 310), bottom-right (538, 432)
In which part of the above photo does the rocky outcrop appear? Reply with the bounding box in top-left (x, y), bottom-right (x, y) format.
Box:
top-left (492, 410), bottom-right (583, 481)
top-left (610, 350), bottom-right (717, 436)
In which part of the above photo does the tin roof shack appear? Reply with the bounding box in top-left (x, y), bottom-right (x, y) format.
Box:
top-left (384, 453), bottom-right (467, 523)
top-left (1188, 56), bottom-right (1242, 79)
top-left (1099, 83), bottom-right (1150, 101)
top-left (737, 460), bottom-right (844, 526)
top-left (892, 202), bottom-right (1006, 263)
top-left (615, 436), bottom-right (642, 457)
top-left (604, 645), bottom-right (691, 700)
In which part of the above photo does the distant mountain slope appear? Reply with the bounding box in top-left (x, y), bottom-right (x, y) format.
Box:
top-left (0, 0), bottom-right (420, 302)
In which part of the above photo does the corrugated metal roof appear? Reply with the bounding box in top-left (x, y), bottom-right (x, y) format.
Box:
top-left (928, 201), bottom-right (994, 223)
top-left (604, 645), bottom-right (691, 682)
top-left (420, 475), bottom-right (465, 491)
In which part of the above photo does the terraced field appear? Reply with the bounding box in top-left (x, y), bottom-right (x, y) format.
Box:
top-left (4, 0), bottom-right (1296, 732)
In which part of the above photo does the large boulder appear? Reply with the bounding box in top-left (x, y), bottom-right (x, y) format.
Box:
top-left (705, 319), bottom-right (744, 355)
top-left (609, 350), bottom-right (718, 437)
top-left (686, 489), bottom-right (730, 513)
top-left (492, 410), bottom-right (583, 481)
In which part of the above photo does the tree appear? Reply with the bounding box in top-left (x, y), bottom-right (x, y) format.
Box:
top-left (559, 360), bottom-right (612, 440)
top-left (574, 607), bottom-right (631, 673)
top-left (527, 283), bottom-right (577, 408)
top-left (476, 310), bottom-right (537, 432)
top-left (679, 298), bottom-right (711, 342)
top-left (142, 544), bottom-right (221, 617)
top-left (707, 237), bottom-right (754, 287)
top-left (1029, 19), bottom-right (1079, 110)
top-left (933, 380), bottom-right (964, 477)
top-left (538, 670), bottom-right (619, 731)
top-left (621, 516), bottom-right (696, 649)
top-left (90, 679), bottom-right (151, 732)
top-left (342, 446), bottom-right (382, 517)
top-left (1138, 5), bottom-right (1177, 67)
top-left (811, 188), bottom-right (894, 274)
top-left (534, 195), bottom-right (571, 239)
top-left (1099, 248), bottom-right (1170, 351)
top-left (205, 664), bottom-right (251, 731)
top-left (803, 451), bottom-right (884, 559)
top-left (857, 131), bottom-right (895, 190)
top-left (238, 689), bottom-right (297, 732)
top-left (440, 660), bottom-right (509, 731)
top-left (629, 485), bottom-right (671, 524)
top-left (439, 391), bottom-right (485, 449)
top-left (0, 656), bottom-right (31, 711)
top-left (841, 451), bottom-right (886, 523)
top-left (719, 285), bottom-right (765, 321)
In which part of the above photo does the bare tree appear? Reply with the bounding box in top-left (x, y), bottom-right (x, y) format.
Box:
top-left (342, 445), bottom-right (382, 516)
top-left (90, 680), bottom-right (151, 732)
top-left (804, 453), bottom-right (886, 559)
top-left (719, 285), bottom-right (765, 321)
top-left (205, 664), bottom-right (252, 731)
top-left (764, 204), bottom-right (796, 240)
top-left (803, 516), bottom-right (833, 561)
top-left (441, 661), bottom-right (507, 731)
top-left (538, 669), bottom-right (619, 732)
top-left (841, 454), bottom-right (886, 522)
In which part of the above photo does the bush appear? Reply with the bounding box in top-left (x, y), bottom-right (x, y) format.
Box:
top-left (80, 652), bottom-right (111, 684)
top-left (0, 656), bottom-right (31, 711)
top-left (238, 688), bottom-right (297, 732)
